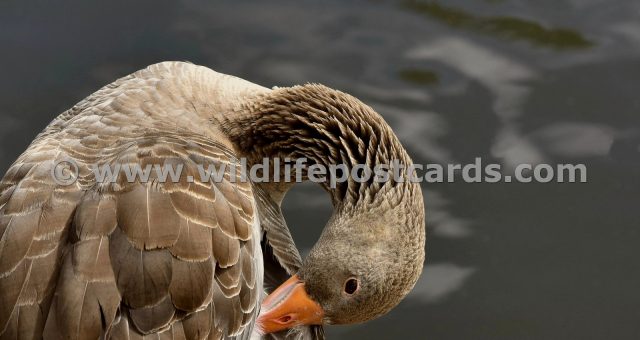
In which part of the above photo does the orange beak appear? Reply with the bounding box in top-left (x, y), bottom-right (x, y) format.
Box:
top-left (257, 274), bottom-right (324, 334)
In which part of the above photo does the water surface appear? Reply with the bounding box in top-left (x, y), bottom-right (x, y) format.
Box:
top-left (1, 1), bottom-right (639, 338)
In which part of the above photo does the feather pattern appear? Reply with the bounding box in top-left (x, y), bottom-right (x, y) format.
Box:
top-left (0, 61), bottom-right (333, 339)
top-left (0, 62), bottom-right (269, 339)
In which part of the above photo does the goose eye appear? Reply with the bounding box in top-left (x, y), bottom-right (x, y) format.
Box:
top-left (343, 278), bottom-right (359, 295)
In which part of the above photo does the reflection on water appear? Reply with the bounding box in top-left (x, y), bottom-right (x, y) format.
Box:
top-left (409, 263), bottom-right (476, 303)
top-left (424, 191), bottom-right (473, 238)
top-left (399, 68), bottom-right (439, 85)
top-left (1, 0), bottom-right (640, 338)
top-left (402, 1), bottom-right (593, 50)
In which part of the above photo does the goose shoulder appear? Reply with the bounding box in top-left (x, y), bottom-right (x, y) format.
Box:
top-left (41, 61), bottom-right (270, 149)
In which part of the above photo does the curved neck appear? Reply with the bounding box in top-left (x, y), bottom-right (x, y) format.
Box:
top-left (219, 84), bottom-right (418, 212)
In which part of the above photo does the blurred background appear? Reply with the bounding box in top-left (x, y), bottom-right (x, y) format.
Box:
top-left (1, 0), bottom-right (639, 338)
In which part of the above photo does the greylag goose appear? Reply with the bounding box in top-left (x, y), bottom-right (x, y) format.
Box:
top-left (0, 62), bottom-right (425, 339)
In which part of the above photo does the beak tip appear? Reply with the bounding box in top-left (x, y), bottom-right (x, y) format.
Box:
top-left (257, 275), bottom-right (324, 334)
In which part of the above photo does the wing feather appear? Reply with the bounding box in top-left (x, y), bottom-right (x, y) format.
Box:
top-left (1, 62), bottom-right (263, 338)
top-left (129, 296), bottom-right (175, 334)
top-left (169, 258), bottom-right (214, 311)
top-left (109, 227), bottom-right (173, 309)
top-left (0, 145), bottom-right (83, 338)
top-left (169, 219), bottom-right (214, 262)
top-left (117, 184), bottom-right (181, 250)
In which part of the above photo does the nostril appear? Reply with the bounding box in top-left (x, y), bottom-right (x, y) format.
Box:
top-left (276, 315), bottom-right (293, 324)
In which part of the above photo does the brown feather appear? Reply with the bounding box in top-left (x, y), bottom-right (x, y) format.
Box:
top-left (169, 190), bottom-right (218, 229)
top-left (109, 228), bottom-right (172, 309)
top-left (2, 182), bottom-right (52, 215)
top-left (157, 321), bottom-right (187, 340)
top-left (158, 321), bottom-right (187, 340)
top-left (46, 255), bottom-right (120, 340)
top-left (169, 258), bottom-right (214, 312)
top-left (109, 315), bottom-right (145, 340)
top-left (211, 281), bottom-right (243, 335)
top-left (0, 186), bottom-right (15, 210)
top-left (169, 219), bottom-right (213, 262)
top-left (215, 262), bottom-right (242, 299)
top-left (74, 194), bottom-right (117, 240)
top-left (130, 296), bottom-right (175, 335)
top-left (116, 184), bottom-right (181, 250)
top-left (0, 260), bottom-right (30, 334)
top-left (0, 210), bottom-right (38, 274)
top-left (17, 249), bottom-right (60, 307)
top-left (210, 189), bottom-right (237, 239)
top-left (71, 237), bottom-right (114, 282)
top-left (211, 226), bottom-right (240, 269)
top-left (8, 303), bottom-right (47, 340)
top-left (181, 304), bottom-right (213, 340)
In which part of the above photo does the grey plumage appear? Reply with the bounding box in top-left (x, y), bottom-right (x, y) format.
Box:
top-left (0, 63), bottom-right (265, 339)
top-left (0, 61), bottom-right (425, 339)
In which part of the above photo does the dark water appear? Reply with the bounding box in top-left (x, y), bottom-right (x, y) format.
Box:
top-left (1, 1), bottom-right (639, 339)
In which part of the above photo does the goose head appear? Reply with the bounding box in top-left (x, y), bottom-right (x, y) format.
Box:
top-left (258, 193), bottom-right (424, 333)
top-left (223, 84), bottom-right (425, 333)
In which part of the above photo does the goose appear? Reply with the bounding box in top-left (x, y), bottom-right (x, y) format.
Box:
top-left (0, 62), bottom-right (425, 339)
